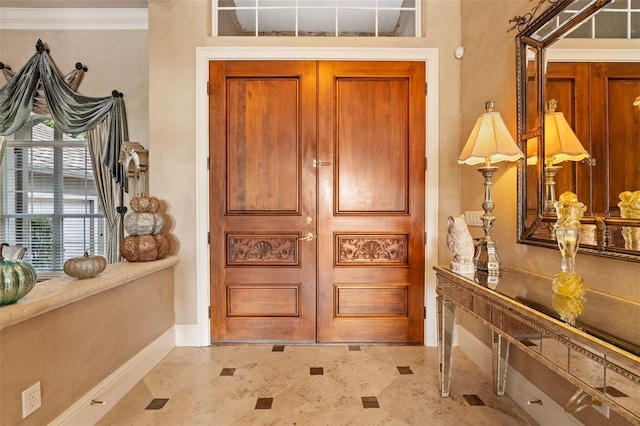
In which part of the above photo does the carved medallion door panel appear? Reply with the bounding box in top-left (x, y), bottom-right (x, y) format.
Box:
top-left (209, 60), bottom-right (425, 343)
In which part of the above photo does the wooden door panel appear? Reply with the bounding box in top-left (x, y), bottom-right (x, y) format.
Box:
top-left (209, 61), bottom-right (317, 342)
top-left (211, 60), bottom-right (425, 343)
top-left (317, 61), bottom-right (425, 343)
top-left (599, 63), bottom-right (640, 212)
top-left (336, 79), bottom-right (409, 212)
top-left (227, 78), bottom-right (299, 212)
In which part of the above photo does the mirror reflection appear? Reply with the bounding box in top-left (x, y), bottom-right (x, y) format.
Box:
top-left (517, 0), bottom-right (640, 260)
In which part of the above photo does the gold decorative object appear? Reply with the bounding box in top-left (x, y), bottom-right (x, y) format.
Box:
top-left (63, 251), bottom-right (107, 279)
top-left (552, 191), bottom-right (587, 325)
top-left (618, 191), bottom-right (640, 250)
top-left (120, 194), bottom-right (170, 262)
top-left (552, 292), bottom-right (585, 325)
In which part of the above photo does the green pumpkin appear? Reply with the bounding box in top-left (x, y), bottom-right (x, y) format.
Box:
top-left (0, 244), bottom-right (38, 306)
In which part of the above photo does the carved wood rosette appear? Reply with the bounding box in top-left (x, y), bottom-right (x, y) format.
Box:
top-left (335, 234), bottom-right (408, 266)
top-left (227, 234), bottom-right (298, 266)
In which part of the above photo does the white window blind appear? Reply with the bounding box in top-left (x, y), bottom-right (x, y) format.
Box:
top-left (0, 117), bottom-right (106, 275)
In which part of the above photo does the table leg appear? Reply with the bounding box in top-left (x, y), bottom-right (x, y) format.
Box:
top-left (492, 331), bottom-right (510, 396)
top-left (438, 295), bottom-right (456, 397)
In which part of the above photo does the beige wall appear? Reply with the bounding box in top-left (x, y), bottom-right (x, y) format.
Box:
top-left (0, 268), bottom-right (174, 425)
top-left (147, 0), bottom-right (464, 324)
top-left (4, 1), bottom-right (640, 423)
top-left (0, 30), bottom-right (149, 149)
top-left (459, 1), bottom-right (639, 424)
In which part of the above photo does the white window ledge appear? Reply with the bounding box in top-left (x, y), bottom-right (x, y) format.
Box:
top-left (0, 255), bottom-right (179, 330)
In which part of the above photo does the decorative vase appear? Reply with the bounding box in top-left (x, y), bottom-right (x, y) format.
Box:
top-left (551, 192), bottom-right (587, 325)
top-left (618, 191), bottom-right (640, 250)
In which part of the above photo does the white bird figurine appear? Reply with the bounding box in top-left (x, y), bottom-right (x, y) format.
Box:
top-left (447, 214), bottom-right (476, 273)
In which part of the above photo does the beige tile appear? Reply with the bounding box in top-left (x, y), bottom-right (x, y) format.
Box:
top-left (98, 346), bottom-right (537, 426)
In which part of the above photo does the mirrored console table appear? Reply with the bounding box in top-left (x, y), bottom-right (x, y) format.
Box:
top-left (434, 266), bottom-right (640, 424)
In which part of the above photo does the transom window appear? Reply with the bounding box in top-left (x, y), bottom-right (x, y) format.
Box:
top-left (0, 115), bottom-right (106, 275)
top-left (556, 0), bottom-right (640, 39)
top-left (214, 0), bottom-right (420, 37)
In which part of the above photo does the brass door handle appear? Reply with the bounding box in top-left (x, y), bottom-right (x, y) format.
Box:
top-left (298, 232), bottom-right (315, 241)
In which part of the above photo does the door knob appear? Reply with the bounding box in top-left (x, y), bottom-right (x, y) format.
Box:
top-left (298, 232), bottom-right (315, 241)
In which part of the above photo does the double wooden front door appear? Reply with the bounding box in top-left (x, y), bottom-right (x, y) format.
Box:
top-left (209, 60), bottom-right (425, 343)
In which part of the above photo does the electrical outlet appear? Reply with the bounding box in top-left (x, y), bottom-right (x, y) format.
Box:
top-left (22, 381), bottom-right (41, 418)
top-left (464, 210), bottom-right (484, 227)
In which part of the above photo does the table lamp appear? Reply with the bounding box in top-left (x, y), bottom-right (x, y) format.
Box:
top-left (458, 100), bottom-right (524, 275)
top-left (527, 100), bottom-right (590, 217)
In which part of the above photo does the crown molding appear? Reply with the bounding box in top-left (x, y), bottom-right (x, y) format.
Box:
top-left (0, 7), bottom-right (148, 30)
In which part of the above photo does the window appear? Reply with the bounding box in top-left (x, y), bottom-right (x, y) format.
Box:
top-left (214, 0), bottom-right (420, 37)
top-left (559, 0), bottom-right (640, 39)
top-left (0, 115), bottom-right (106, 275)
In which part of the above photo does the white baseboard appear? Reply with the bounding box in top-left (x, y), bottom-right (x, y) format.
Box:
top-left (50, 326), bottom-right (175, 426)
top-left (456, 325), bottom-right (583, 426)
top-left (175, 324), bottom-right (207, 347)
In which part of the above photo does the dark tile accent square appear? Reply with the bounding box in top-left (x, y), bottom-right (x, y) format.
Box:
top-left (255, 397), bottom-right (273, 409)
top-left (272, 345), bottom-right (285, 352)
top-left (518, 339), bottom-right (537, 347)
top-left (597, 386), bottom-right (628, 398)
top-left (348, 345), bottom-right (361, 351)
top-left (145, 398), bottom-right (169, 410)
top-left (397, 366), bottom-right (413, 375)
top-left (310, 367), bottom-right (324, 375)
top-left (220, 367), bottom-right (236, 376)
top-left (463, 394), bottom-right (485, 406)
top-left (361, 396), bottom-right (379, 408)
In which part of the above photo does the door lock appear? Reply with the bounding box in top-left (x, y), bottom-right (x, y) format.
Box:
top-left (298, 232), bottom-right (315, 241)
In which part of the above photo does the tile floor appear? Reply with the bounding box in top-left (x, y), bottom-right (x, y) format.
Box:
top-left (97, 345), bottom-right (537, 425)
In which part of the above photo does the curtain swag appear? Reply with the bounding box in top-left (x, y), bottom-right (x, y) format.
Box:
top-left (0, 40), bottom-right (127, 188)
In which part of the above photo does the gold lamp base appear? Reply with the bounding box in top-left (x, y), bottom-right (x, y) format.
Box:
top-left (475, 165), bottom-right (501, 276)
top-left (475, 238), bottom-right (501, 276)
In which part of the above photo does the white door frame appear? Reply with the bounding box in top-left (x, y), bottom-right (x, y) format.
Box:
top-left (194, 47), bottom-right (440, 347)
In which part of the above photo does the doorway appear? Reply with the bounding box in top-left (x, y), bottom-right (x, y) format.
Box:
top-left (209, 59), bottom-right (427, 343)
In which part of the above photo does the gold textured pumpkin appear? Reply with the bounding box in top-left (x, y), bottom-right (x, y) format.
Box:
top-left (120, 235), bottom-right (170, 262)
top-left (129, 195), bottom-right (160, 213)
top-left (63, 252), bottom-right (107, 279)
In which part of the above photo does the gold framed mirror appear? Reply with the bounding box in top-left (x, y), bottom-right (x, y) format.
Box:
top-left (516, 0), bottom-right (640, 262)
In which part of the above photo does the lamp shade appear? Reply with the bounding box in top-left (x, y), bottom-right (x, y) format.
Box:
top-left (545, 113), bottom-right (589, 165)
top-left (458, 100), bottom-right (524, 166)
top-left (526, 100), bottom-right (590, 166)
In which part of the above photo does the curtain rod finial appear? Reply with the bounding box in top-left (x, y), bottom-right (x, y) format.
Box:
top-left (36, 39), bottom-right (46, 53)
top-left (75, 62), bottom-right (88, 72)
top-left (112, 90), bottom-right (123, 98)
